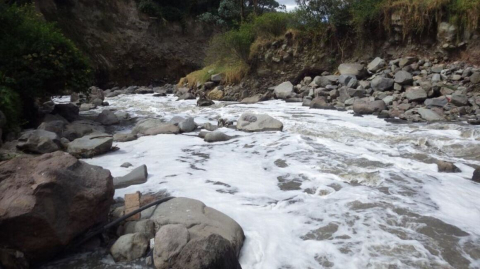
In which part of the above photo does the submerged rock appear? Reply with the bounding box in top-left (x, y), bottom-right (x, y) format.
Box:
top-left (0, 152), bottom-right (113, 265)
top-left (114, 133), bottom-right (137, 142)
top-left (236, 113), bottom-right (283, 132)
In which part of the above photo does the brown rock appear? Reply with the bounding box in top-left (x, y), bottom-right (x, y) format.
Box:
top-left (0, 151), bottom-right (113, 265)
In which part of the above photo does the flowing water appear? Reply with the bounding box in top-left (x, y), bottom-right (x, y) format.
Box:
top-left (63, 94), bottom-right (480, 268)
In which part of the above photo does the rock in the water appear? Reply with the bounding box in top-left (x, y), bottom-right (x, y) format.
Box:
top-left (114, 133), bottom-right (137, 142)
top-left (169, 234), bottom-right (242, 269)
top-left (241, 94), bottom-right (268, 104)
top-left (353, 100), bottom-right (386, 115)
top-left (473, 168), bottom-right (480, 183)
top-left (52, 103), bottom-right (79, 122)
top-left (96, 110), bottom-right (120, 125)
top-left (367, 57), bottom-right (385, 72)
top-left (197, 98), bottom-right (215, 107)
top-left (178, 117), bottom-right (198, 133)
top-left (203, 123), bottom-right (218, 131)
top-left (394, 71), bottom-right (413, 85)
top-left (110, 233), bottom-right (149, 262)
top-left (16, 130), bottom-right (61, 154)
top-left (153, 224), bottom-right (190, 269)
top-left (67, 133), bottom-right (113, 158)
top-left (405, 87), bottom-right (427, 102)
top-left (79, 103), bottom-right (96, 111)
top-left (144, 124), bottom-right (181, 135)
top-left (0, 152), bottom-right (113, 264)
top-left (417, 108), bottom-right (444, 121)
top-left (121, 162), bottom-right (133, 168)
top-left (132, 118), bottom-right (163, 135)
top-left (274, 81), bottom-right (294, 99)
top-left (236, 113), bottom-right (283, 132)
top-left (150, 197), bottom-right (245, 256)
top-left (204, 131), bottom-right (232, 143)
top-left (207, 87), bottom-right (224, 100)
top-left (436, 160), bottom-right (461, 173)
top-left (310, 97), bottom-right (334, 110)
top-left (113, 165), bottom-right (148, 189)
top-left (371, 77), bottom-right (394, 91)
top-left (338, 63), bottom-right (367, 78)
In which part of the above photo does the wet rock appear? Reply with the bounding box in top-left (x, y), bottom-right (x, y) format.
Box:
top-left (110, 233), bottom-right (149, 262)
top-left (67, 133), bottom-right (113, 158)
top-left (178, 117), bottom-right (198, 133)
top-left (121, 162), bottom-right (133, 168)
top-left (405, 87), bottom-right (427, 102)
top-left (177, 92), bottom-right (196, 101)
top-left (353, 100), bottom-right (386, 115)
top-left (135, 87), bottom-right (153, 94)
top-left (394, 71), bottom-right (413, 85)
top-left (371, 77), bottom-right (394, 91)
top-left (16, 130), bottom-right (61, 154)
top-left (338, 63), bottom-right (367, 78)
top-left (310, 97), bottom-right (335, 109)
top-left (153, 224), bottom-right (190, 269)
top-left (96, 110), bottom-right (119, 125)
top-left (79, 103), bottom-right (96, 111)
top-left (274, 81), bottom-right (294, 99)
top-left (197, 98), bottom-right (215, 106)
top-left (150, 197), bottom-right (245, 256)
top-left (236, 113), bottom-right (283, 132)
top-left (367, 57), bottom-right (386, 72)
top-left (142, 124), bottom-right (181, 135)
top-left (436, 160), bottom-right (461, 173)
top-left (417, 108), bottom-right (444, 121)
top-left (204, 131), bottom-right (232, 143)
top-left (114, 133), bottom-right (137, 142)
top-left (207, 87), bottom-right (224, 100)
top-left (241, 94), bottom-right (269, 104)
top-left (473, 168), bottom-right (480, 183)
top-left (52, 103), bottom-right (79, 122)
top-left (132, 118), bottom-right (163, 135)
top-left (0, 152), bottom-right (113, 264)
top-left (113, 165), bottom-right (148, 189)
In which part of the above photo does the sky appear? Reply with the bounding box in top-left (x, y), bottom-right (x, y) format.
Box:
top-left (277, 0), bottom-right (298, 11)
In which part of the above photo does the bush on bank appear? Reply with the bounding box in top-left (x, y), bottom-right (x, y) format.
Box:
top-left (0, 4), bottom-right (92, 130)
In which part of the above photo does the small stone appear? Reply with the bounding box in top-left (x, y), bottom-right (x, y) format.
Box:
top-left (121, 162), bottom-right (133, 168)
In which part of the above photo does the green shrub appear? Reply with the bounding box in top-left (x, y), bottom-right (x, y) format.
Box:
top-left (0, 4), bottom-right (92, 129)
top-left (0, 86), bottom-right (22, 131)
top-left (138, 0), bottom-right (163, 17)
top-left (252, 12), bottom-right (293, 37)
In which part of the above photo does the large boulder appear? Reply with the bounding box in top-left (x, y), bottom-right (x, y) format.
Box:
top-left (52, 104), bottom-right (79, 122)
top-left (236, 113), bottom-right (283, 132)
top-left (416, 108), bottom-right (444, 121)
top-left (425, 97), bottom-right (448, 108)
top-left (38, 120), bottom-right (67, 136)
top-left (144, 124), bottom-right (181, 135)
top-left (150, 197), bottom-right (245, 267)
top-left (274, 81), bottom-right (294, 99)
top-left (0, 151), bottom-right (113, 265)
top-left (63, 120), bottom-right (106, 141)
top-left (338, 63), bottom-right (367, 78)
top-left (353, 100), bottom-right (386, 115)
top-left (16, 130), bottom-right (61, 154)
top-left (405, 87), bottom-right (427, 102)
top-left (96, 110), bottom-right (120, 125)
top-left (371, 77), bottom-right (394, 91)
top-left (132, 118), bottom-right (164, 135)
top-left (110, 233), bottom-right (149, 262)
top-left (178, 117), bottom-right (198, 133)
top-left (312, 76), bottom-right (331, 87)
top-left (450, 94), bottom-right (469, 106)
top-left (113, 165), bottom-right (148, 189)
top-left (197, 98), bottom-right (215, 107)
top-left (241, 94), bottom-right (269, 104)
top-left (154, 224), bottom-right (190, 269)
top-left (67, 133), bottom-right (113, 158)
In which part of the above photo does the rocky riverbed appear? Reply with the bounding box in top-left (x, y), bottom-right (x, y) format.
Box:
top-left (37, 92), bottom-right (480, 269)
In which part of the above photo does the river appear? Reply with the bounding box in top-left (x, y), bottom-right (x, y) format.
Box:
top-left (57, 94), bottom-right (480, 268)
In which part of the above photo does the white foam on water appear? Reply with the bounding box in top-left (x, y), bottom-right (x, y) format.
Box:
top-left (82, 94), bottom-right (480, 269)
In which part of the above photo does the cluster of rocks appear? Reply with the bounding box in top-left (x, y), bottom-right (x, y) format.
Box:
top-left (110, 196), bottom-right (244, 269)
top-left (271, 58), bottom-right (480, 124)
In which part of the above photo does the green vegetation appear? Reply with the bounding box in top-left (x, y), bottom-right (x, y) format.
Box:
top-left (0, 4), bottom-right (92, 130)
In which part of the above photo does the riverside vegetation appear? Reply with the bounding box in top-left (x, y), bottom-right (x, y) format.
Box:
top-left (1, 0), bottom-right (480, 268)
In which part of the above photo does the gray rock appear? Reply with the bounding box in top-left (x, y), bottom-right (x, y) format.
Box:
top-left (91, 98), bottom-right (103, 106)
top-left (63, 120), bottom-right (105, 141)
top-left (436, 160), bottom-right (461, 173)
top-left (399, 57), bottom-right (417, 68)
top-left (204, 131), bottom-right (232, 143)
top-left (338, 63), bottom-right (367, 78)
top-left (132, 118), bottom-right (164, 135)
top-left (241, 94), bottom-right (268, 104)
top-left (114, 165), bottom-right (148, 189)
top-left (178, 117), bottom-right (198, 133)
top-left (114, 111), bottom-right (130, 120)
top-left (144, 124), bottom-right (181, 135)
top-left (135, 87), bottom-right (154, 94)
top-left (405, 87), bottom-right (427, 102)
top-left (338, 75), bottom-right (356, 86)
top-left (347, 78), bottom-right (358, 88)
top-left (353, 100), bottom-right (386, 115)
top-left (114, 133), bottom-right (137, 142)
top-left (236, 113), bottom-right (283, 132)
top-left (96, 110), bottom-right (119, 125)
top-left (371, 77), bottom-right (394, 91)
top-left (347, 87), bottom-right (364, 98)
top-left (52, 104), bottom-right (79, 122)
top-left (312, 76), bottom-right (331, 87)
top-left (383, 96), bottom-right (394, 105)
top-left (473, 168), bottom-right (480, 183)
top-left (417, 108), bottom-right (444, 121)
top-left (451, 94), bottom-right (469, 106)
top-left (425, 97), bottom-right (448, 107)
top-left (432, 74), bottom-right (442, 83)
top-left (110, 233), bottom-right (149, 262)
top-left (153, 224), bottom-right (190, 269)
top-left (367, 57), bottom-right (386, 72)
top-left (394, 71), bottom-right (413, 85)
top-left (177, 92), bottom-right (196, 100)
top-left (197, 98), bottom-right (215, 107)
top-left (302, 98), bottom-right (312, 106)
top-left (150, 197), bottom-right (245, 256)
top-left (37, 120), bottom-right (66, 136)
top-left (198, 131), bottom-right (209, 139)
top-left (79, 103), bottom-right (96, 111)
top-left (274, 81), bottom-right (294, 99)
top-left (211, 74), bottom-right (223, 83)
top-left (67, 133), bottom-right (113, 158)
top-left (17, 130), bottom-right (61, 154)
top-left (344, 98), bottom-right (356, 106)
top-left (310, 97), bottom-right (334, 110)
top-left (470, 72), bottom-right (480, 84)
top-left (203, 123), bottom-right (218, 131)
top-left (121, 162), bottom-right (133, 168)
top-left (431, 64), bottom-right (445, 73)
